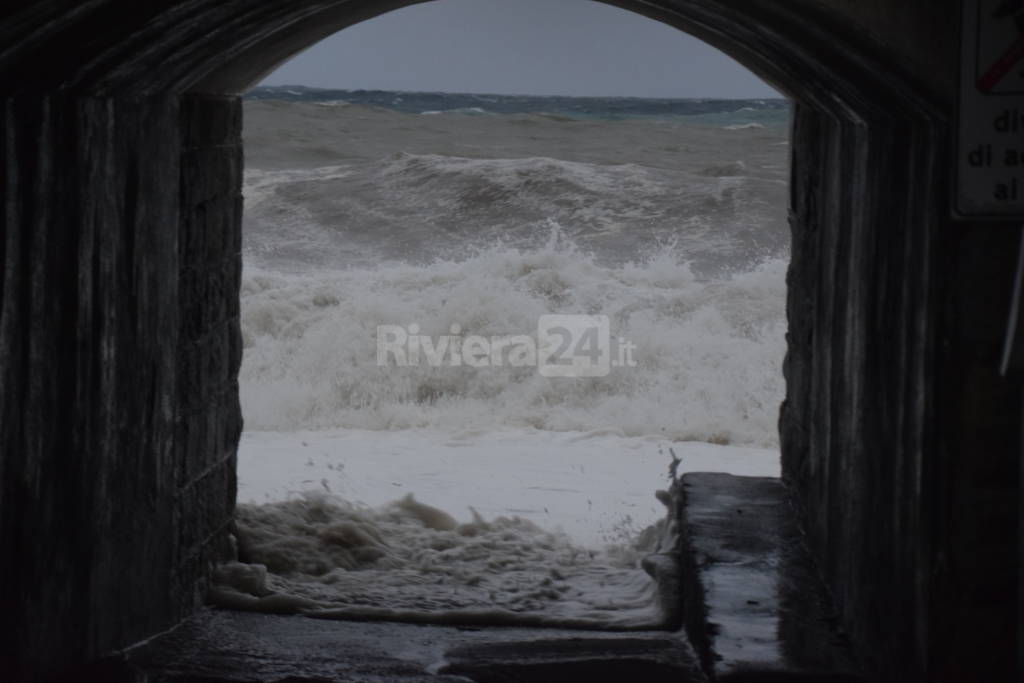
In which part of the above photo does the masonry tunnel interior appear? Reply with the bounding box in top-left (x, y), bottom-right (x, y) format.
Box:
top-left (0, 1), bottom-right (1020, 682)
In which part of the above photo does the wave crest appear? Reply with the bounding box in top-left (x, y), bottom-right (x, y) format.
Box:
top-left (239, 237), bottom-right (786, 447)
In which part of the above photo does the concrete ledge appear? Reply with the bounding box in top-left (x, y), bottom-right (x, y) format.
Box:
top-left (677, 473), bottom-right (864, 681)
top-left (118, 609), bottom-right (704, 683)
top-left (439, 637), bottom-right (704, 682)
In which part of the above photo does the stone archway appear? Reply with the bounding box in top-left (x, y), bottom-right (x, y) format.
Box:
top-left (3, 3), bottom-right (1013, 682)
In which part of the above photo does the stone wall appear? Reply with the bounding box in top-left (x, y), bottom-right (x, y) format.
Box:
top-left (172, 92), bottom-right (245, 656)
top-left (782, 103), bottom-right (1021, 681)
top-left (1, 96), bottom-right (178, 676)
top-left (0, 94), bottom-right (243, 678)
top-left (782, 103), bottom-right (944, 680)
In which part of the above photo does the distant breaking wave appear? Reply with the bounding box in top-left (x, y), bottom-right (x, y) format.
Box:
top-left (248, 85), bottom-right (790, 125)
top-left (242, 151), bottom-right (785, 271)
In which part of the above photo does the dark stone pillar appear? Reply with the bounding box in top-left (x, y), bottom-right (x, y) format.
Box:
top-left (782, 101), bottom-right (1020, 681)
top-left (172, 91), bottom-right (244, 632)
top-left (0, 94), bottom-right (243, 679)
top-left (782, 102), bottom-right (939, 680)
top-left (1, 95), bottom-right (182, 677)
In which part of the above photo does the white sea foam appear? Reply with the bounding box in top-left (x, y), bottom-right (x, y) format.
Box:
top-left (212, 490), bottom-right (674, 629)
top-left (227, 427), bottom-right (780, 627)
top-left (239, 238), bottom-right (787, 447)
top-left (419, 106), bottom-right (489, 116)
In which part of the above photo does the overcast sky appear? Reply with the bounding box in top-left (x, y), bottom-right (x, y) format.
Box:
top-left (261, 0), bottom-right (778, 98)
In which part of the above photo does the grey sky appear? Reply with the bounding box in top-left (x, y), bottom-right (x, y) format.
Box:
top-left (262, 0), bottom-right (778, 98)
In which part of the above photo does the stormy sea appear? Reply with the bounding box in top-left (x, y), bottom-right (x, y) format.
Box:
top-left (216, 85), bottom-right (791, 630)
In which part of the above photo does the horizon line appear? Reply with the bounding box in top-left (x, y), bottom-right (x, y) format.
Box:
top-left (252, 83), bottom-right (788, 101)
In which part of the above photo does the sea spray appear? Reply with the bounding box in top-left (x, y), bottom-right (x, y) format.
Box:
top-left (240, 239), bottom-right (786, 446)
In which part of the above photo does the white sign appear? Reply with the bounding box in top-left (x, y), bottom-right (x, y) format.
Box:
top-left (957, 0), bottom-right (1024, 218)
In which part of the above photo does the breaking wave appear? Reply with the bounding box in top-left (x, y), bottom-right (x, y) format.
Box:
top-left (239, 235), bottom-right (786, 447)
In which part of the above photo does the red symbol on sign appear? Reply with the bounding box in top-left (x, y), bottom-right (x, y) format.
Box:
top-left (978, 0), bottom-right (1024, 92)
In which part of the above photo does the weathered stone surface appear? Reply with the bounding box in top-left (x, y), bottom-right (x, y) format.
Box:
top-left (781, 105), bottom-right (944, 681)
top-left (677, 473), bottom-right (861, 680)
top-left (171, 93), bottom-right (245, 670)
top-left (782, 101), bottom-right (1020, 681)
top-left (1, 95), bottom-right (183, 677)
top-left (124, 608), bottom-right (703, 683)
top-left (0, 93), bottom-right (243, 679)
top-left (439, 636), bottom-right (705, 682)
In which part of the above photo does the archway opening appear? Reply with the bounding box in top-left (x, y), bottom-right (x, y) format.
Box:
top-left (0, 0), bottom-right (959, 679)
top-left (215, 0), bottom-right (792, 630)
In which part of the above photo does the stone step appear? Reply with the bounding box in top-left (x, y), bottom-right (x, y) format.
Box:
top-left (676, 472), bottom-right (865, 682)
